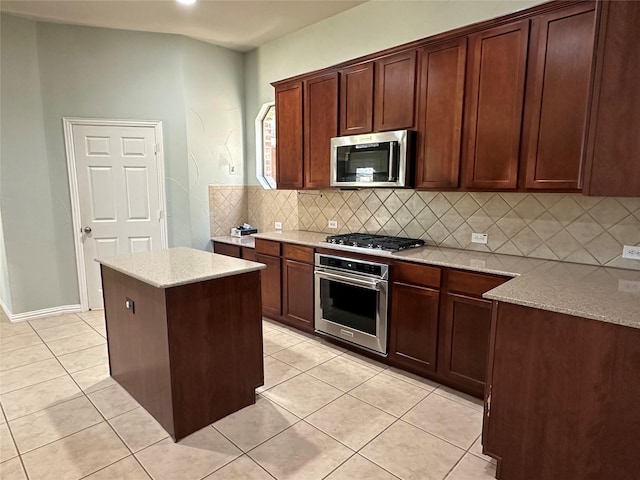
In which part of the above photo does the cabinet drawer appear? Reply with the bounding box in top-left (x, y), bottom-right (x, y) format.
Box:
top-left (393, 261), bottom-right (441, 289)
top-left (445, 269), bottom-right (508, 297)
top-left (213, 242), bottom-right (241, 258)
top-left (255, 239), bottom-right (281, 256)
top-left (241, 247), bottom-right (256, 262)
top-left (282, 243), bottom-right (314, 264)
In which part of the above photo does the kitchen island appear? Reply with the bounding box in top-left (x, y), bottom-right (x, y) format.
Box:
top-left (97, 247), bottom-right (266, 441)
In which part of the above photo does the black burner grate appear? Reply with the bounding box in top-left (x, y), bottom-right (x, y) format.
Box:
top-left (325, 233), bottom-right (425, 251)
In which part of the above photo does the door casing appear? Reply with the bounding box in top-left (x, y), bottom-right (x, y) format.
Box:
top-left (63, 117), bottom-right (169, 311)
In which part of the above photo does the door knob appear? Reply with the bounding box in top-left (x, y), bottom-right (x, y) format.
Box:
top-left (83, 227), bottom-right (92, 233)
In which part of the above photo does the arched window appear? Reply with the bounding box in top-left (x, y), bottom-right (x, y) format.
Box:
top-left (255, 102), bottom-right (276, 189)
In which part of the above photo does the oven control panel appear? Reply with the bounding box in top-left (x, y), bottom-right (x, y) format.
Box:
top-left (317, 254), bottom-right (388, 279)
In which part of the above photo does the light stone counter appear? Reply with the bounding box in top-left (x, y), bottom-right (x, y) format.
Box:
top-left (252, 230), bottom-right (327, 247)
top-left (484, 262), bottom-right (640, 329)
top-left (251, 230), bottom-right (546, 277)
top-left (97, 247), bottom-right (265, 289)
top-left (211, 235), bottom-right (256, 249)
top-left (250, 230), bottom-right (640, 329)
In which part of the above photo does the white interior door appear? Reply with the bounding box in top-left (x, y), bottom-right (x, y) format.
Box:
top-left (71, 123), bottom-right (165, 309)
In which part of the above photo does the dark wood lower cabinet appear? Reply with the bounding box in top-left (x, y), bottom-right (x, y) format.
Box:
top-left (388, 263), bottom-right (506, 397)
top-left (241, 247), bottom-right (256, 261)
top-left (212, 242), bottom-right (241, 258)
top-left (438, 293), bottom-right (492, 397)
top-left (484, 302), bottom-right (640, 479)
top-left (255, 253), bottom-right (282, 319)
top-left (389, 282), bottom-right (439, 374)
top-left (102, 266), bottom-right (263, 442)
top-left (282, 259), bottom-right (314, 332)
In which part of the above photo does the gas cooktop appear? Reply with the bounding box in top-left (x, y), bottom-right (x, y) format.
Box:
top-left (325, 233), bottom-right (425, 251)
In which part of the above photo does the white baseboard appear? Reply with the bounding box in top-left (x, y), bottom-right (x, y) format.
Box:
top-left (7, 304), bottom-right (83, 323)
top-left (0, 297), bottom-right (12, 321)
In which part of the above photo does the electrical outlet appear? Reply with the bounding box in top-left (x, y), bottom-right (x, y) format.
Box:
top-left (328, 220), bottom-right (338, 229)
top-left (274, 222), bottom-right (282, 230)
top-left (622, 245), bottom-right (640, 260)
top-left (471, 233), bottom-right (488, 244)
top-left (618, 279), bottom-right (640, 293)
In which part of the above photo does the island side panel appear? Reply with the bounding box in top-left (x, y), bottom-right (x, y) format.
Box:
top-left (484, 301), bottom-right (640, 480)
top-left (100, 265), bottom-right (175, 438)
top-left (165, 270), bottom-right (264, 441)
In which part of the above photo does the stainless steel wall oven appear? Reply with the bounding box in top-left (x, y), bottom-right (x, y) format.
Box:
top-left (314, 253), bottom-right (389, 355)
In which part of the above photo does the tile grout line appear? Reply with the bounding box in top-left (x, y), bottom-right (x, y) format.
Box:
top-left (9, 316), bottom-right (138, 480)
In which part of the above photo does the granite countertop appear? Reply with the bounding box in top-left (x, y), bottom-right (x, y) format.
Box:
top-left (96, 247), bottom-right (265, 289)
top-left (484, 262), bottom-right (640, 329)
top-left (250, 230), bottom-right (545, 277)
top-left (248, 230), bottom-right (640, 329)
top-left (211, 235), bottom-right (256, 249)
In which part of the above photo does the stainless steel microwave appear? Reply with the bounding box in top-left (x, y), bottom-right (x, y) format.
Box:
top-left (330, 129), bottom-right (414, 188)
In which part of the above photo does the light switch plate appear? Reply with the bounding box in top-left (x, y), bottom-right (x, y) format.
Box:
top-left (274, 222), bottom-right (282, 230)
top-left (328, 220), bottom-right (338, 229)
top-left (471, 233), bottom-right (488, 244)
top-left (622, 245), bottom-right (640, 260)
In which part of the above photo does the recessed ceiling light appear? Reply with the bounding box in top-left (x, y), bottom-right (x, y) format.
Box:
top-left (177, 0), bottom-right (197, 5)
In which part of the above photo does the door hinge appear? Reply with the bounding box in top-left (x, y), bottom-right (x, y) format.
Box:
top-left (154, 143), bottom-right (159, 154)
top-left (157, 209), bottom-right (163, 221)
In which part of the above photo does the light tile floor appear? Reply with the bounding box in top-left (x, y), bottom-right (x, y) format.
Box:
top-left (0, 311), bottom-right (496, 480)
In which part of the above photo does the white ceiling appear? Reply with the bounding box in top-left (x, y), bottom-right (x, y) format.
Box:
top-left (0, 0), bottom-right (367, 52)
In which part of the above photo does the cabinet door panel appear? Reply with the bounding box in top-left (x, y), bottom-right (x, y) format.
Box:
top-left (416, 38), bottom-right (467, 189)
top-left (256, 254), bottom-right (281, 319)
top-left (464, 20), bottom-right (529, 190)
top-left (584, 0), bottom-right (640, 197)
top-left (340, 62), bottom-right (374, 135)
top-left (282, 259), bottom-right (314, 332)
top-left (374, 51), bottom-right (417, 132)
top-left (389, 282), bottom-right (439, 374)
top-left (304, 73), bottom-right (338, 189)
top-left (439, 293), bottom-right (492, 396)
top-left (523, 4), bottom-right (596, 190)
top-left (275, 82), bottom-right (303, 189)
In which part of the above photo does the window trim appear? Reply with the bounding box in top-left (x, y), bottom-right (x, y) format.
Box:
top-left (255, 101), bottom-right (276, 189)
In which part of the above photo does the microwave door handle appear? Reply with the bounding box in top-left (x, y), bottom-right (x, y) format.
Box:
top-left (388, 143), bottom-right (396, 181)
top-left (314, 270), bottom-right (382, 291)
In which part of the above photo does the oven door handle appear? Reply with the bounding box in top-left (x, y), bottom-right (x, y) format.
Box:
top-left (314, 270), bottom-right (383, 291)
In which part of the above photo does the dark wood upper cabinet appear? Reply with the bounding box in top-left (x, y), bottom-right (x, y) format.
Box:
top-left (415, 38), bottom-right (467, 189)
top-left (583, 0), bottom-right (640, 197)
top-left (522, 3), bottom-right (596, 190)
top-left (339, 62), bottom-right (374, 136)
top-left (275, 82), bottom-right (303, 190)
top-left (304, 73), bottom-right (338, 189)
top-left (463, 20), bottom-right (530, 190)
top-left (374, 50), bottom-right (417, 132)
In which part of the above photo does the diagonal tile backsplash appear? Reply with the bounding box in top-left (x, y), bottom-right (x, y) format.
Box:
top-left (210, 185), bottom-right (640, 270)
